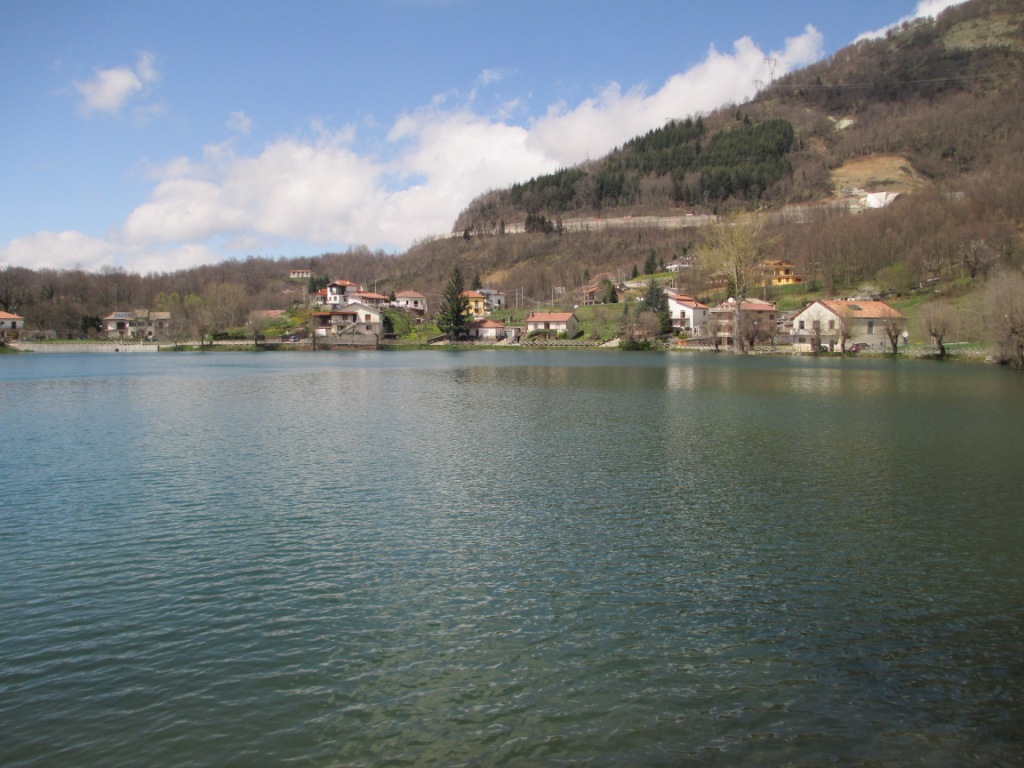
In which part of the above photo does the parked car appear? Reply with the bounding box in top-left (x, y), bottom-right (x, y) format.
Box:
top-left (849, 343), bottom-right (869, 352)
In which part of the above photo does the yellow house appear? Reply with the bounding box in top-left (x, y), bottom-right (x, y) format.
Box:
top-left (759, 260), bottom-right (803, 286)
top-left (460, 290), bottom-right (487, 316)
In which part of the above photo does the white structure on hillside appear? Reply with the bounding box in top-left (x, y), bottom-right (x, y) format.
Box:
top-left (790, 299), bottom-right (905, 351)
top-left (666, 293), bottom-right (709, 334)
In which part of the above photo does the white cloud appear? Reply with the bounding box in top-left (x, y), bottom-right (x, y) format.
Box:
top-left (5, 26), bottom-right (827, 273)
top-left (0, 230), bottom-right (120, 271)
top-left (527, 27), bottom-right (823, 166)
top-left (0, 228), bottom-right (231, 275)
top-left (478, 68), bottom-right (508, 86)
top-left (226, 111), bottom-right (252, 136)
top-left (73, 52), bottom-right (161, 116)
top-left (856, 0), bottom-right (968, 42)
top-left (384, 107), bottom-right (552, 238)
top-left (120, 128), bottom-right (389, 247)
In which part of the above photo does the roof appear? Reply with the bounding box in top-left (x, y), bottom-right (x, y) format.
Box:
top-left (460, 290), bottom-right (486, 299)
top-left (333, 301), bottom-right (380, 314)
top-left (470, 319), bottom-right (506, 328)
top-left (526, 312), bottom-right (576, 322)
top-left (711, 297), bottom-right (777, 313)
top-left (666, 293), bottom-right (709, 309)
top-left (0, 311), bottom-right (25, 320)
top-left (327, 279), bottom-right (360, 287)
top-left (357, 291), bottom-right (388, 300)
top-left (586, 272), bottom-right (618, 286)
top-left (797, 299), bottom-right (905, 320)
top-left (395, 290), bottom-right (425, 298)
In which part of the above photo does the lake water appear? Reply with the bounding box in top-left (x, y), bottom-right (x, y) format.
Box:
top-left (2, 350), bottom-right (1023, 766)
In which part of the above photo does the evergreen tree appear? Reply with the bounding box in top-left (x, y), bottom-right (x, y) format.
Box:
top-left (643, 279), bottom-right (672, 336)
top-left (437, 266), bottom-right (470, 341)
top-left (308, 273), bottom-right (330, 294)
top-left (643, 250), bottom-right (658, 276)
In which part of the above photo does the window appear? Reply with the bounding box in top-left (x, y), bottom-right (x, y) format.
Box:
top-left (828, 320), bottom-right (835, 330)
top-left (867, 321), bottom-right (874, 335)
top-left (798, 320), bottom-right (805, 330)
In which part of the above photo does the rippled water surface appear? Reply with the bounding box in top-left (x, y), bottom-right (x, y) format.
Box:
top-left (2, 350), bottom-right (1023, 766)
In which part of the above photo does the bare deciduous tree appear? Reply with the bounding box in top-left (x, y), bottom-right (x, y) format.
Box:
top-left (695, 214), bottom-right (765, 299)
top-left (836, 303), bottom-right (855, 355)
top-left (983, 268), bottom-right (1024, 369)
top-left (921, 303), bottom-right (955, 358)
top-left (882, 314), bottom-right (905, 355)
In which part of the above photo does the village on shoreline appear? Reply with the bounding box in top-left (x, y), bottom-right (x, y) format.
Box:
top-left (1, 264), bottom-right (990, 362)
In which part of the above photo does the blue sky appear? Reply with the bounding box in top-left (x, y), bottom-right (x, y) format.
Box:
top-left (0, 0), bottom-right (965, 274)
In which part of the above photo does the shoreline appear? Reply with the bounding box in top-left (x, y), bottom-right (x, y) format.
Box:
top-left (4, 339), bottom-right (992, 363)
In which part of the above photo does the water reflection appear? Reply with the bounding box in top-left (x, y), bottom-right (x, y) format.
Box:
top-left (2, 351), bottom-right (1023, 767)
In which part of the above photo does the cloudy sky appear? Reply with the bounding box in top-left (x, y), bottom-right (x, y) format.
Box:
top-left (0, 0), bottom-right (965, 274)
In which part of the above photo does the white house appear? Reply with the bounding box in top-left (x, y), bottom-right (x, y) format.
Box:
top-left (0, 310), bottom-right (25, 339)
top-left (525, 312), bottom-right (578, 338)
top-left (102, 311), bottom-right (140, 338)
top-left (666, 293), bottom-right (709, 333)
top-left (393, 290), bottom-right (428, 315)
top-left (312, 279), bottom-right (362, 308)
top-left (790, 299), bottom-right (906, 351)
top-left (479, 289), bottom-right (506, 311)
top-left (468, 318), bottom-right (520, 342)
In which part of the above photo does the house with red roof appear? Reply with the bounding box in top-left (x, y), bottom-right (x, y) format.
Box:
top-left (312, 279), bottom-right (363, 309)
top-left (790, 299), bottom-right (906, 352)
top-left (666, 293), bottom-right (709, 334)
top-left (468, 318), bottom-right (521, 342)
top-left (709, 297), bottom-right (778, 349)
top-left (0, 310), bottom-right (25, 340)
top-left (460, 290), bottom-right (487, 317)
top-left (355, 290), bottom-right (388, 308)
top-left (526, 311), bottom-right (578, 338)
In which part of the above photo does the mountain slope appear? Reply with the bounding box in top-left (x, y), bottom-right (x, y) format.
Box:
top-left (451, 0), bottom-right (1024, 235)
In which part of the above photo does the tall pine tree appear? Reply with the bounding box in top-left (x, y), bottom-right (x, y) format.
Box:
top-left (643, 279), bottom-right (672, 336)
top-left (437, 266), bottom-right (470, 341)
